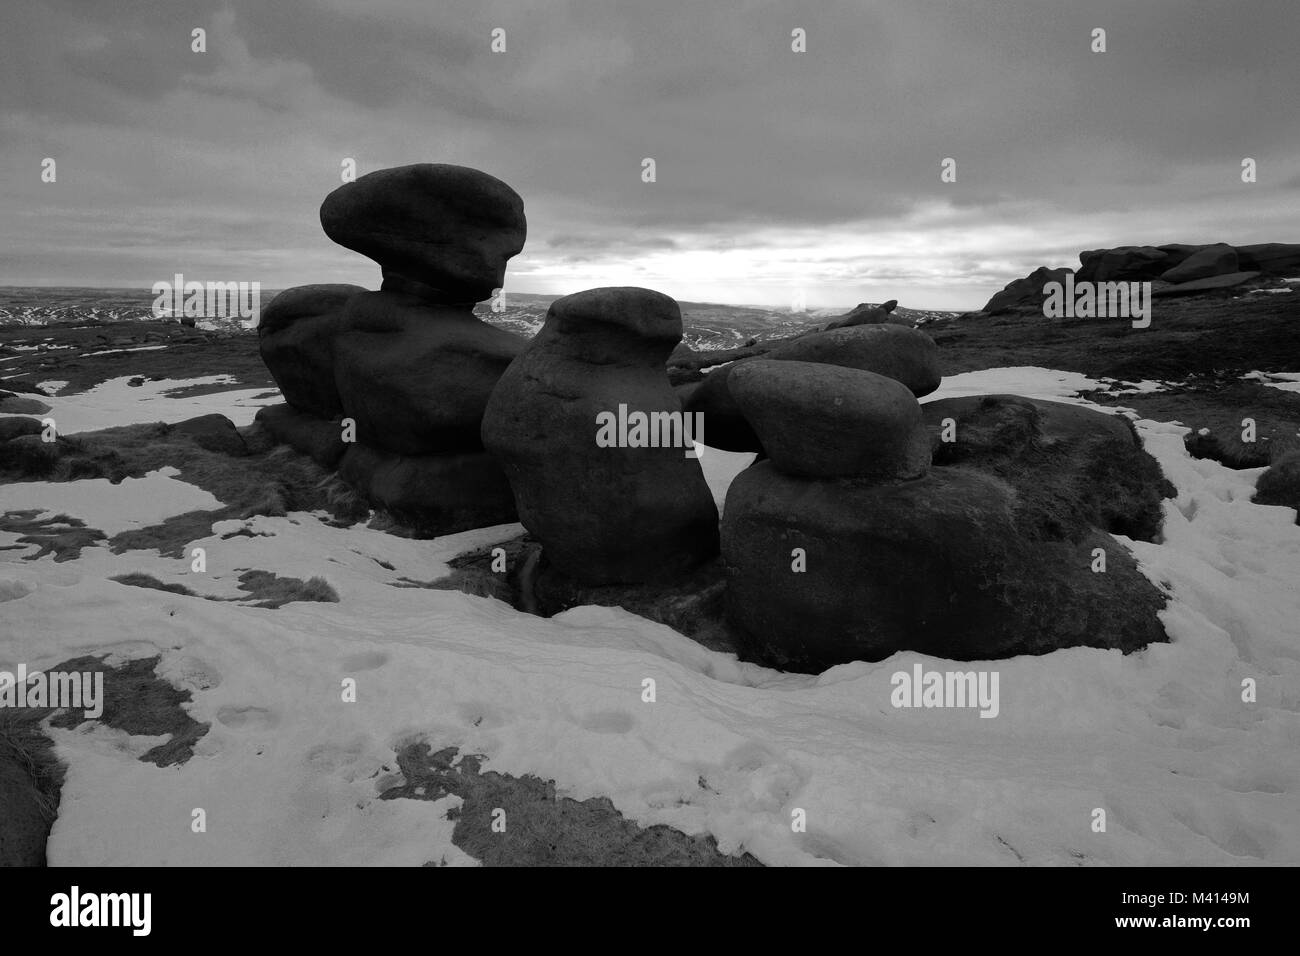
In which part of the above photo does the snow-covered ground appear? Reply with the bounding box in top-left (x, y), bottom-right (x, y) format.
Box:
top-left (1, 369), bottom-right (1298, 866)
top-left (38, 375), bottom-right (280, 433)
top-left (1243, 370), bottom-right (1300, 395)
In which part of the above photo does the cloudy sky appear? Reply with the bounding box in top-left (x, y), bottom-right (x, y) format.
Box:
top-left (2, 0), bottom-right (1297, 310)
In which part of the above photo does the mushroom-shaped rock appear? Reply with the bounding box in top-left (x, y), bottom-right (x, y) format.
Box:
top-left (320, 164), bottom-right (526, 303)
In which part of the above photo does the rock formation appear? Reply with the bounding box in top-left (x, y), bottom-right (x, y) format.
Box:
top-left (980, 241), bottom-right (1300, 313)
top-left (482, 287), bottom-right (719, 585)
top-left (1158, 243), bottom-right (1238, 284)
top-left (722, 373), bottom-right (1171, 671)
top-left (981, 266), bottom-right (1073, 313)
top-left (320, 163), bottom-right (526, 303)
top-left (682, 324), bottom-right (942, 452)
top-left (824, 299), bottom-right (902, 329)
top-left (333, 294), bottom-right (523, 455)
top-left (255, 164), bottom-right (528, 534)
top-left (729, 360), bottom-right (930, 480)
top-left (251, 160), bottom-right (1179, 674)
top-left (258, 284), bottom-right (363, 419)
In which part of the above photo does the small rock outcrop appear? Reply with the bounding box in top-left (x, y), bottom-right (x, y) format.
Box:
top-left (981, 240), bottom-right (1299, 313)
top-left (824, 299), bottom-right (902, 329)
top-left (982, 266), bottom-right (1073, 314)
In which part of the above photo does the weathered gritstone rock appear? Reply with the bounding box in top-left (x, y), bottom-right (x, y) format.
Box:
top-left (921, 394), bottom-right (1173, 541)
top-left (333, 292), bottom-right (525, 456)
top-left (255, 403), bottom-right (347, 469)
top-left (482, 287), bottom-right (719, 586)
top-left (824, 299), bottom-right (902, 329)
top-left (722, 462), bottom-right (1167, 671)
top-left (729, 360), bottom-right (930, 481)
top-left (257, 283), bottom-right (364, 418)
top-left (683, 324), bottom-right (941, 452)
top-left (1158, 243), bottom-right (1238, 284)
top-left (1235, 242), bottom-right (1300, 275)
top-left (320, 163), bottom-right (526, 304)
top-left (721, 392), bottom-right (1171, 671)
top-left (1076, 245), bottom-right (1169, 283)
top-left (338, 443), bottom-right (517, 536)
top-left (251, 164), bottom-right (536, 537)
top-left (980, 266), bottom-right (1073, 314)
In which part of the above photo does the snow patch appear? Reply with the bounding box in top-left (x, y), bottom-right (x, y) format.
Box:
top-left (0, 467), bottom-right (223, 536)
top-left (1, 365), bottom-right (1297, 866)
top-left (39, 375), bottom-right (281, 433)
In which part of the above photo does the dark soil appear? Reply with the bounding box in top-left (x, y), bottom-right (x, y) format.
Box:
top-left (0, 654), bottom-right (208, 865)
top-left (381, 742), bottom-right (762, 867)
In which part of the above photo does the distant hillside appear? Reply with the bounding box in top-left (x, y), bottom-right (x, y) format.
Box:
top-left (0, 287), bottom-right (958, 352)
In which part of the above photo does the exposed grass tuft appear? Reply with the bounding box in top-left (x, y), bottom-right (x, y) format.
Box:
top-left (110, 572), bottom-right (198, 596)
top-left (235, 570), bottom-right (340, 609)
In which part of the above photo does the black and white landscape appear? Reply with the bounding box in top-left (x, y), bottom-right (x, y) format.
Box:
top-left (1, 0), bottom-right (1298, 873)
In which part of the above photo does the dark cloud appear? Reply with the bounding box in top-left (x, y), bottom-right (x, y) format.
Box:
top-left (1, 0), bottom-right (1297, 309)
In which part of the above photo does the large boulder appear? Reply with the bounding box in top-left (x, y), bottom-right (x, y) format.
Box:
top-left (337, 444), bottom-right (517, 535)
top-left (482, 287), bottom-right (720, 586)
top-left (1158, 243), bottom-right (1238, 283)
top-left (320, 164), bottom-right (526, 303)
top-left (721, 463), bottom-right (1166, 671)
top-left (1076, 246), bottom-right (1169, 283)
top-left (333, 292), bottom-right (526, 455)
top-left (1235, 243), bottom-right (1300, 276)
top-left (729, 361), bottom-right (930, 480)
top-left (720, 393), bottom-right (1172, 671)
top-left (257, 284), bottom-right (364, 418)
top-left (920, 395), bottom-right (1172, 541)
top-left (683, 324), bottom-right (942, 452)
top-left (981, 266), bottom-right (1073, 313)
